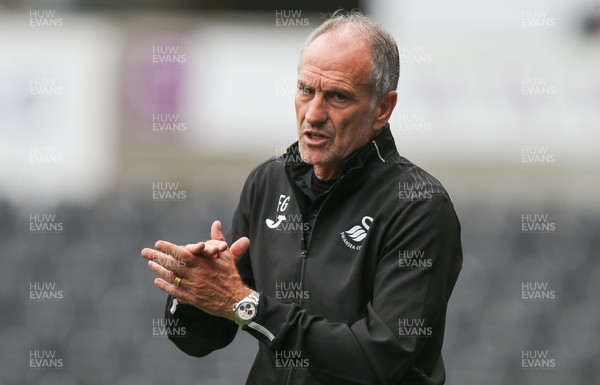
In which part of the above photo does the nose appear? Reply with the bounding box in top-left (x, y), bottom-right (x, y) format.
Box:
top-left (304, 94), bottom-right (328, 126)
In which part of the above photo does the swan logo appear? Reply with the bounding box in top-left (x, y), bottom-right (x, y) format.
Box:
top-left (266, 215), bottom-right (286, 229)
top-left (341, 216), bottom-right (373, 250)
top-left (266, 195), bottom-right (290, 229)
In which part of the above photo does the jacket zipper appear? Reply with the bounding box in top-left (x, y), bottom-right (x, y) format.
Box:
top-left (302, 176), bottom-right (343, 254)
top-left (287, 176), bottom-right (344, 385)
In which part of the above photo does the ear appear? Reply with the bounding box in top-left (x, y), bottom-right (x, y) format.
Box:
top-left (372, 91), bottom-right (398, 130)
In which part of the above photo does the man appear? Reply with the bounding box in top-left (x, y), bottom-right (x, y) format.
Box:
top-left (141, 11), bottom-right (462, 385)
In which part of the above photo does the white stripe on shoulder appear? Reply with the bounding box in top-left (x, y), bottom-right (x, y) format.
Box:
top-left (372, 141), bottom-right (386, 163)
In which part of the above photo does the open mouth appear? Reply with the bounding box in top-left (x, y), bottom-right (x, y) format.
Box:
top-left (304, 131), bottom-right (330, 146)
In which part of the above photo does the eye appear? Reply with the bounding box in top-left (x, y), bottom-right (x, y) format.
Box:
top-left (299, 85), bottom-right (312, 95)
top-left (333, 92), bottom-right (347, 101)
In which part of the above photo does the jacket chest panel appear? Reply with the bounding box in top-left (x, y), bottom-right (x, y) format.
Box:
top-left (249, 187), bottom-right (304, 296)
top-left (248, 171), bottom-right (383, 320)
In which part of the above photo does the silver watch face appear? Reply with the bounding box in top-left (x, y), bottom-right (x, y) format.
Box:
top-left (236, 301), bottom-right (256, 321)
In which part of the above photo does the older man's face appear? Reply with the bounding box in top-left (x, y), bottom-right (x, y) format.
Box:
top-left (295, 28), bottom-right (381, 179)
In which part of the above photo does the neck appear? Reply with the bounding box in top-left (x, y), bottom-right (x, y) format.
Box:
top-left (313, 164), bottom-right (342, 181)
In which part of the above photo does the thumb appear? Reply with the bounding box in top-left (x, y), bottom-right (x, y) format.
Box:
top-left (210, 220), bottom-right (226, 241)
top-left (230, 237), bottom-right (250, 262)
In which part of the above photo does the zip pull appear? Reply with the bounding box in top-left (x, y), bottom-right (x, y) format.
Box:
top-left (300, 237), bottom-right (307, 256)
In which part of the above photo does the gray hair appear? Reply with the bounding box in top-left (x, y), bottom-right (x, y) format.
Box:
top-left (299, 10), bottom-right (400, 105)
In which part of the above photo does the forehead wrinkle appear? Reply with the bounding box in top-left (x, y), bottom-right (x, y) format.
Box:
top-left (299, 32), bottom-right (372, 93)
top-left (298, 65), bottom-right (369, 93)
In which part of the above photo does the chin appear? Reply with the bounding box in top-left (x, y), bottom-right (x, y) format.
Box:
top-left (299, 142), bottom-right (336, 166)
top-left (298, 148), bottom-right (318, 165)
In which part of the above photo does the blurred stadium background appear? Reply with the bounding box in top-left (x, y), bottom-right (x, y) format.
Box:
top-left (1, 0), bottom-right (599, 384)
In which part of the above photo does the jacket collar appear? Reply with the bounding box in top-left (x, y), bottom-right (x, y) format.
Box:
top-left (283, 123), bottom-right (397, 189)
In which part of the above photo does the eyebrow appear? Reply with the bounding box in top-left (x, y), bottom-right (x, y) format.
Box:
top-left (297, 79), bottom-right (353, 96)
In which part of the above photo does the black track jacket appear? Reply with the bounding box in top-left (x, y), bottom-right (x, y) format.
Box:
top-left (165, 124), bottom-right (463, 385)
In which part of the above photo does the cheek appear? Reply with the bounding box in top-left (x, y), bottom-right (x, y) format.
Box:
top-left (295, 98), bottom-right (309, 123)
top-left (331, 113), bottom-right (373, 151)
top-left (295, 99), bottom-right (303, 132)
top-left (294, 97), bottom-right (301, 117)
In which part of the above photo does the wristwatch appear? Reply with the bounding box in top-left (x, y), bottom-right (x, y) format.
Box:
top-left (233, 291), bottom-right (260, 326)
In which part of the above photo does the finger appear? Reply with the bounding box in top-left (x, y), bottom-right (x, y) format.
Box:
top-left (148, 260), bottom-right (179, 284)
top-left (210, 220), bottom-right (226, 241)
top-left (142, 248), bottom-right (187, 275)
top-left (204, 240), bottom-right (229, 262)
top-left (230, 237), bottom-right (250, 263)
top-left (194, 240), bottom-right (226, 260)
top-left (155, 240), bottom-right (195, 263)
top-left (205, 240), bottom-right (228, 253)
top-left (141, 247), bottom-right (165, 262)
top-left (185, 241), bottom-right (223, 260)
top-left (154, 278), bottom-right (195, 305)
top-left (184, 242), bottom-right (206, 255)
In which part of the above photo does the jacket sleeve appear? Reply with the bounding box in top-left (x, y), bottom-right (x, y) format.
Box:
top-left (243, 194), bottom-right (462, 384)
top-left (165, 171), bottom-right (256, 357)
